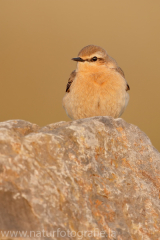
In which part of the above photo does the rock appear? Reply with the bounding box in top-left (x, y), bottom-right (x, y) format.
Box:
top-left (0, 117), bottom-right (160, 240)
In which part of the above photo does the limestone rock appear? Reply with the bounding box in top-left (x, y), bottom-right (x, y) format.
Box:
top-left (0, 117), bottom-right (160, 240)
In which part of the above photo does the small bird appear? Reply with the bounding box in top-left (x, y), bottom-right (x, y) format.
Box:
top-left (63, 45), bottom-right (130, 120)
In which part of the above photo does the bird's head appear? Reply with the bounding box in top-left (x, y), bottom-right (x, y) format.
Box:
top-left (72, 45), bottom-right (117, 72)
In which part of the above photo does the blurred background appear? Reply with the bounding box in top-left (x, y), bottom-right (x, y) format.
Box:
top-left (0, 0), bottom-right (160, 151)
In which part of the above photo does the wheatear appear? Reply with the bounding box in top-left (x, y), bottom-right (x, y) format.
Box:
top-left (63, 45), bottom-right (130, 120)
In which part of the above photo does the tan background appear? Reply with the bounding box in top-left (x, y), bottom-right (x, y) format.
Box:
top-left (0, 0), bottom-right (160, 151)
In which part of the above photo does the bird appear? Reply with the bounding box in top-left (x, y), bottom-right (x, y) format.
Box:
top-left (62, 45), bottom-right (130, 120)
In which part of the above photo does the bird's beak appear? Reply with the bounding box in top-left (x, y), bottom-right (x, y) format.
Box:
top-left (72, 57), bottom-right (85, 62)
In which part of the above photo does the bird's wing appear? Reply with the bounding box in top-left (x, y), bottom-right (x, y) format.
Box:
top-left (115, 67), bottom-right (130, 91)
top-left (108, 56), bottom-right (130, 91)
top-left (115, 66), bottom-right (125, 78)
top-left (66, 70), bottom-right (76, 93)
top-left (126, 83), bottom-right (130, 91)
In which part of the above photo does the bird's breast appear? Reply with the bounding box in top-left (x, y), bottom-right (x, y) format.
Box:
top-left (75, 70), bottom-right (125, 92)
top-left (63, 69), bottom-right (128, 119)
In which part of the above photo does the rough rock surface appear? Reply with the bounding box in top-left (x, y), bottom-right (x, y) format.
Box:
top-left (0, 117), bottom-right (160, 240)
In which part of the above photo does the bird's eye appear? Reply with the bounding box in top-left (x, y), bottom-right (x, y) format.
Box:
top-left (92, 56), bottom-right (97, 61)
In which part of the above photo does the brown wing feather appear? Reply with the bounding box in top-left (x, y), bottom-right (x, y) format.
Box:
top-left (115, 67), bottom-right (130, 91)
top-left (66, 70), bottom-right (76, 93)
top-left (115, 67), bottom-right (125, 78)
top-left (126, 83), bottom-right (130, 91)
